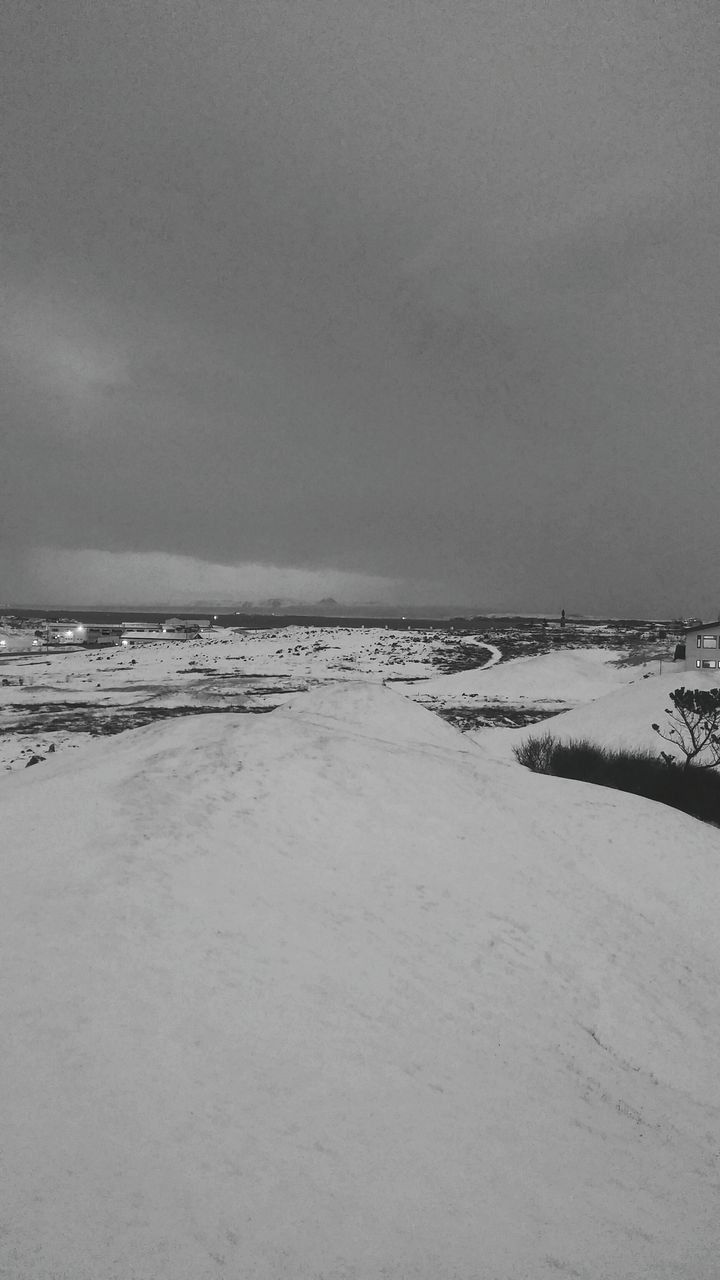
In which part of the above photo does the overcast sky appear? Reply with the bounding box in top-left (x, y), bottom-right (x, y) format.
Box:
top-left (2, 0), bottom-right (718, 613)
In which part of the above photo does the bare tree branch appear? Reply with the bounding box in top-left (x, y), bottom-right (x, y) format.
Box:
top-left (652, 687), bottom-right (720, 770)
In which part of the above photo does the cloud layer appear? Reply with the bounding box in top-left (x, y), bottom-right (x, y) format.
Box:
top-left (2, 1), bottom-right (719, 613)
top-left (3, 548), bottom-right (409, 609)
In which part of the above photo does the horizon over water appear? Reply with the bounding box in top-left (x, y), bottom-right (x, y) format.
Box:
top-left (0, 605), bottom-right (679, 629)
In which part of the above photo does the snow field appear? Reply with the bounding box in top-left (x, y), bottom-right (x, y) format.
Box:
top-left (2, 681), bottom-right (719, 1279)
top-left (0, 624), bottom-right (476, 770)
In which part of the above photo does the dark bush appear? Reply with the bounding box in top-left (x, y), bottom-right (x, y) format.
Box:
top-left (513, 735), bottom-right (720, 827)
top-left (512, 732), bottom-right (556, 773)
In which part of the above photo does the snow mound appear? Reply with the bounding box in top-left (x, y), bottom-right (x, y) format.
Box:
top-left (417, 645), bottom-right (650, 702)
top-left (2, 683), bottom-right (719, 1278)
top-left (278, 678), bottom-right (476, 753)
top-left (498, 667), bottom-right (720, 760)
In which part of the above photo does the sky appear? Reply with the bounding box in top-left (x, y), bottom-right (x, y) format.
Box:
top-left (1, 0), bottom-right (719, 614)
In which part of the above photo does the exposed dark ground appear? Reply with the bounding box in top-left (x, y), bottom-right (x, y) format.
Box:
top-left (2, 702), bottom-right (279, 738)
top-left (436, 705), bottom-right (563, 731)
top-left (430, 642), bottom-right (495, 674)
top-left (448, 618), bottom-right (676, 663)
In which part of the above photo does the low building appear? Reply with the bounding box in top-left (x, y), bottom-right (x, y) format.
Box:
top-left (30, 621), bottom-right (87, 647)
top-left (51, 621), bottom-right (85, 644)
top-left (163, 617), bottom-right (210, 634)
top-left (685, 621), bottom-right (720, 672)
top-left (82, 625), bottom-right (123, 647)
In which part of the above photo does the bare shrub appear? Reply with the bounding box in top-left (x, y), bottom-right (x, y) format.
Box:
top-left (514, 732), bottom-right (720, 827)
top-left (652, 687), bottom-right (720, 771)
top-left (512, 732), bottom-right (556, 773)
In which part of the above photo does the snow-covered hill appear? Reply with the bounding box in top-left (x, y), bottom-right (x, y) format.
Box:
top-left (479, 666), bottom-right (720, 764)
top-left (408, 645), bottom-right (653, 706)
top-left (2, 682), bottom-right (719, 1278)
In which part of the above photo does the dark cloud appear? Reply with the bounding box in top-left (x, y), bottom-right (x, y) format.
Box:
top-left (1, 0), bottom-right (719, 611)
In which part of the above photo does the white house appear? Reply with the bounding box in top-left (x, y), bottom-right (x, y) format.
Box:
top-left (685, 621), bottom-right (720, 672)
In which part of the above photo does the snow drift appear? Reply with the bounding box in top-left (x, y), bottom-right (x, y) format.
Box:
top-left (2, 682), bottom-right (719, 1279)
top-left (493, 667), bottom-right (720, 761)
top-left (414, 645), bottom-right (651, 704)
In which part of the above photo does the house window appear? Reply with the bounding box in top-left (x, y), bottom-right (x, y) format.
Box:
top-left (701, 660), bottom-right (716, 669)
top-left (702, 635), bottom-right (718, 648)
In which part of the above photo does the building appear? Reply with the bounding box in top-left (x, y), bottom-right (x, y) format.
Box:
top-left (685, 621), bottom-right (720, 672)
top-left (50, 621), bottom-right (85, 644)
top-left (163, 617), bottom-right (210, 634)
top-left (83, 624), bottom-right (123, 647)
